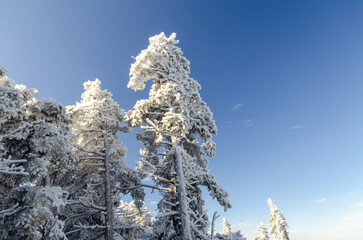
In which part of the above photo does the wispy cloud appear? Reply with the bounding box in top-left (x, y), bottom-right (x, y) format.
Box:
top-left (243, 119), bottom-right (256, 127)
top-left (332, 191), bottom-right (355, 201)
top-left (339, 211), bottom-right (363, 221)
top-left (355, 202), bottom-right (363, 207)
top-left (315, 198), bottom-right (327, 203)
top-left (231, 103), bottom-right (244, 111)
top-left (289, 124), bottom-right (303, 130)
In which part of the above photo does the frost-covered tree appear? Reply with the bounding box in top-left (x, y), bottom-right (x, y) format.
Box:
top-left (65, 79), bottom-right (144, 240)
top-left (126, 32), bottom-right (231, 239)
top-left (0, 66), bottom-right (76, 239)
top-left (254, 223), bottom-right (269, 240)
top-left (0, 66), bottom-right (31, 184)
top-left (223, 218), bottom-right (232, 235)
top-left (267, 199), bottom-right (289, 240)
top-left (116, 200), bottom-right (153, 239)
top-left (214, 218), bottom-right (246, 240)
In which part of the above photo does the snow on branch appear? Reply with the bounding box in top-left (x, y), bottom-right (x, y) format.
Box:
top-left (0, 157), bottom-right (28, 175)
top-left (74, 145), bottom-right (105, 156)
top-left (155, 211), bottom-right (178, 218)
top-left (68, 199), bottom-right (106, 212)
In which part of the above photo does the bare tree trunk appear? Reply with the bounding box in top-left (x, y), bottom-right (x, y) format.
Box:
top-left (211, 211), bottom-right (220, 239)
top-left (174, 145), bottom-right (192, 240)
top-left (104, 132), bottom-right (114, 240)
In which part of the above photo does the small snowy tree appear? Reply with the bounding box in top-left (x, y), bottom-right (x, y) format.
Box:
top-left (65, 79), bottom-right (143, 240)
top-left (223, 218), bottom-right (232, 235)
top-left (267, 199), bottom-right (289, 240)
top-left (116, 200), bottom-right (153, 239)
top-left (126, 32), bottom-right (231, 239)
top-left (214, 218), bottom-right (246, 240)
top-left (254, 223), bottom-right (269, 240)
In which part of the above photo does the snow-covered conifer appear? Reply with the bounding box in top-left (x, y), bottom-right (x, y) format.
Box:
top-left (0, 67), bottom-right (76, 239)
top-left (214, 218), bottom-right (246, 240)
top-left (254, 223), bottom-right (269, 240)
top-left (223, 218), bottom-right (232, 235)
top-left (115, 200), bottom-right (153, 239)
top-left (65, 79), bottom-right (143, 240)
top-left (126, 32), bottom-right (231, 239)
top-left (267, 199), bottom-right (289, 240)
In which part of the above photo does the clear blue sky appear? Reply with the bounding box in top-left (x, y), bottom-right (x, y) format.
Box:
top-left (1, 1), bottom-right (363, 239)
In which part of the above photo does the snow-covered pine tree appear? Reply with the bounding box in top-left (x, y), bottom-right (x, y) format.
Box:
top-left (214, 217), bottom-right (246, 240)
top-left (267, 199), bottom-right (289, 240)
top-left (0, 66), bottom-right (76, 239)
top-left (0, 66), bottom-right (31, 187)
top-left (65, 79), bottom-right (144, 240)
top-left (254, 223), bottom-right (269, 240)
top-left (223, 218), bottom-right (232, 235)
top-left (126, 32), bottom-right (231, 239)
top-left (116, 200), bottom-right (153, 239)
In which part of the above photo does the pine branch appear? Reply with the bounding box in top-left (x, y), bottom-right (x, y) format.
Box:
top-left (155, 211), bottom-right (178, 218)
top-left (74, 145), bottom-right (105, 156)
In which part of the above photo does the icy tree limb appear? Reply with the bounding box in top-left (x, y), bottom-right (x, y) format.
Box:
top-left (155, 211), bottom-right (179, 218)
top-left (0, 203), bottom-right (19, 216)
top-left (138, 168), bottom-right (173, 184)
top-left (75, 223), bottom-right (107, 229)
top-left (118, 183), bottom-right (171, 192)
top-left (68, 200), bottom-right (106, 212)
top-left (74, 145), bottom-right (105, 156)
top-left (0, 158), bottom-right (28, 175)
top-left (79, 157), bottom-right (105, 161)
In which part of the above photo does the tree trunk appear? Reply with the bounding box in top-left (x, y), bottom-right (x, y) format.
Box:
top-left (211, 211), bottom-right (219, 239)
top-left (104, 132), bottom-right (114, 240)
top-left (174, 145), bottom-right (192, 240)
top-left (170, 179), bottom-right (179, 234)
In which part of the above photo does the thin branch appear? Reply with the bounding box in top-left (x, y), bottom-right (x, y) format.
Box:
top-left (155, 211), bottom-right (178, 218)
top-left (79, 157), bottom-right (105, 161)
top-left (68, 200), bottom-right (106, 212)
top-left (74, 145), bottom-right (105, 156)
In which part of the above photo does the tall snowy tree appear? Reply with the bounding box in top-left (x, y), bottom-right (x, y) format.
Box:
top-left (0, 66), bottom-right (76, 239)
top-left (254, 223), bottom-right (269, 240)
top-left (267, 199), bottom-right (289, 240)
top-left (126, 32), bottom-right (231, 239)
top-left (65, 79), bottom-right (144, 240)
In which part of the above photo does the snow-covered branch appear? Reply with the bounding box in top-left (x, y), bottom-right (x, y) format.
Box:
top-left (155, 211), bottom-right (178, 218)
top-left (0, 158), bottom-right (28, 175)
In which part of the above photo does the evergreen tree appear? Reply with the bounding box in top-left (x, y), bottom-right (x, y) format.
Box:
top-left (0, 66), bottom-right (76, 239)
top-left (223, 218), bottom-right (232, 235)
top-left (65, 79), bottom-right (144, 240)
top-left (126, 32), bottom-right (231, 239)
top-left (254, 223), bottom-right (269, 240)
top-left (116, 200), bottom-right (153, 239)
top-left (267, 199), bottom-right (289, 240)
top-left (214, 217), bottom-right (246, 240)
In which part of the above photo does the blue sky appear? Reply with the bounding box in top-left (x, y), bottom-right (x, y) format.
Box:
top-left (1, 1), bottom-right (363, 239)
